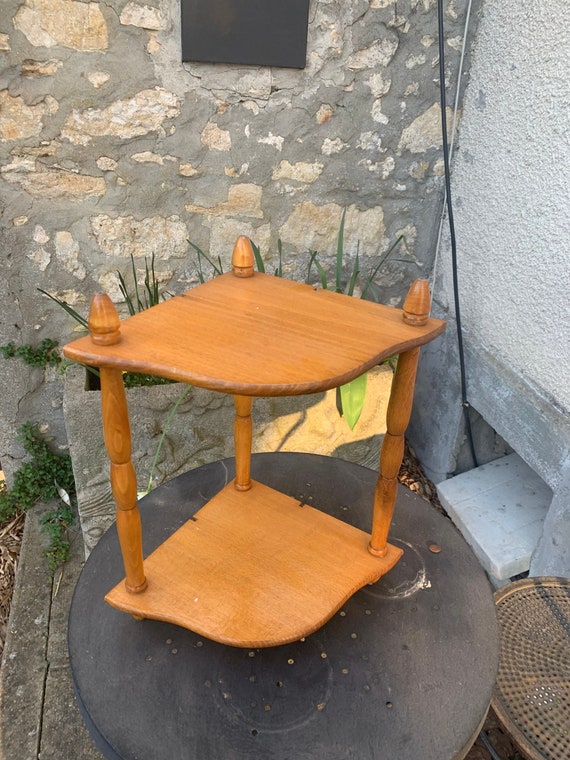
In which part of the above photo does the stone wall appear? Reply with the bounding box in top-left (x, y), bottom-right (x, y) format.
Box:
top-left (0, 0), bottom-right (478, 482)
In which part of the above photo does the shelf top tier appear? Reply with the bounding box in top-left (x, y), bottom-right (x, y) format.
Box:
top-left (63, 270), bottom-right (445, 397)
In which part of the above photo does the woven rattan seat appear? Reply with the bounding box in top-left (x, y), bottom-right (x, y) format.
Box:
top-left (492, 577), bottom-right (570, 760)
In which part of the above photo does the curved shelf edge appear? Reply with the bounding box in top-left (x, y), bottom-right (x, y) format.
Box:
top-left (105, 480), bottom-right (403, 648)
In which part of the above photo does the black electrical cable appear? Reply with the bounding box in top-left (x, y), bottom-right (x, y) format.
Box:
top-left (436, 0), bottom-right (478, 469)
top-left (478, 727), bottom-right (504, 760)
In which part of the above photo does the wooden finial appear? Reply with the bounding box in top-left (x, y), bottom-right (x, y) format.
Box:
top-left (231, 236), bottom-right (255, 278)
top-left (88, 293), bottom-right (121, 345)
top-left (402, 279), bottom-right (430, 326)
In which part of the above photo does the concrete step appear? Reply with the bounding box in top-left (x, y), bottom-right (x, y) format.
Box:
top-left (0, 503), bottom-right (102, 760)
top-left (437, 453), bottom-right (552, 584)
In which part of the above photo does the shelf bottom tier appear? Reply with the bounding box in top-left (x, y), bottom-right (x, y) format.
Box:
top-left (105, 479), bottom-right (402, 647)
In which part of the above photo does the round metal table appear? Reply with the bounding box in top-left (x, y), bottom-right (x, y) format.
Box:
top-left (69, 453), bottom-right (499, 760)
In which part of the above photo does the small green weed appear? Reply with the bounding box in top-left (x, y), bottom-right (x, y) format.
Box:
top-left (304, 209), bottom-right (410, 428)
top-left (0, 338), bottom-right (61, 369)
top-left (0, 423), bottom-right (76, 573)
top-left (39, 501), bottom-right (75, 573)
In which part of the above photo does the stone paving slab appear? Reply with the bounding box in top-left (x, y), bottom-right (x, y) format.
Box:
top-left (437, 453), bottom-right (552, 582)
top-left (0, 503), bottom-right (102, 760)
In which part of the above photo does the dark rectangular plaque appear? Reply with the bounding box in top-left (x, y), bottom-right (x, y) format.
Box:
top-left (181, 0), bottom-right (310, 69)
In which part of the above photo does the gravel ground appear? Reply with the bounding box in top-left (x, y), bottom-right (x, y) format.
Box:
top-left (0, 509), bottom-right (24, 661)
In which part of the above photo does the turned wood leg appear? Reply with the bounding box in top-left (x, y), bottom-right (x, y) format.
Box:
top-left (100, 368), bottom-right (147, 593)
top-left (368, 278), bottom-right (431, 557)
top-left (369, 347), bottom-right (420, 556)
top-left (234, 395), bottom-right (253, 491)
top-left (231, 237), bottom-right (255, 491)
top-left (89, 293), bottom-right (147, 594)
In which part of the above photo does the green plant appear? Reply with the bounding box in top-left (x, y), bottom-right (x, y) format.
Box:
top-left (40, 257), bottom-right (186, 493)
top-left (37, 291), bottom-right (89, 329)
top-left (118, 253), bottom-right (163, 315)
top-left (40, 501), bottom-right (75, 573)
top-left (190, 242), bottom-right (225, 282)
top-left (306, 209), bottom-right (410, 302)
top-left (0, 423), bottom-right (76, 573)
top-left (0, 423), bottom-right (75, 519)
top-left (39, 253), bottom-right (173, 389)
top-left (251, 238), bottom-right (284, 277)
top-left (143, 384), bottom-right (192, 495)
top-left (304, 210), bottom-right (412, 428)
top-left (0, 338), bottom-right (61, 369)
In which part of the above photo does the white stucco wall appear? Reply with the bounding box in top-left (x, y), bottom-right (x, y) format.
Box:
top-left (438, 0), bottom-right (570, 410)
top-left (409, 0), bottom-right (570, 576)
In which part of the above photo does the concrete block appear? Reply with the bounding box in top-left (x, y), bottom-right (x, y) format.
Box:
top-left (0, 504), bottom-right (52, 760)
top-left (437, 453), bottom-right (552, 581)
top-left (41, 664), bottom-right (102, 760)
top-left (530, 456), bottom-right (570, 577)
top-left (0, 503), bottom-right (103, 760)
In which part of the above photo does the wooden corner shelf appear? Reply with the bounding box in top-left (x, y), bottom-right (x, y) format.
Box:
top-left (105, 480), bottom-right (402, 648)
top-left (63, 236), bottom-right (445, 648)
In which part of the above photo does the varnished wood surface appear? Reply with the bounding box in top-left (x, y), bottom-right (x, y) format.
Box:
top-left (233, 394), bottom-right (253, 491)
top-left (402, 279), bottom-right (431, 326)
top-left (67, 255), bottom-right (444, 647)
top-left (63, 272), bottom-right (445, 396)
top-left (369, 347), bottom-right (421, 555)
top-left (99, 364), bottom-right (146, 593)
top-left (105, 480), bottom-right (403, 647)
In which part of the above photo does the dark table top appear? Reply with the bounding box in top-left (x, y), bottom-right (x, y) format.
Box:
top-left (69, 453), bottom-right (499, 760)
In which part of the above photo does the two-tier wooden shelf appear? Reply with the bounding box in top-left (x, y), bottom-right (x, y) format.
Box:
top-left (63, 237), bottom-right (445, 648)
